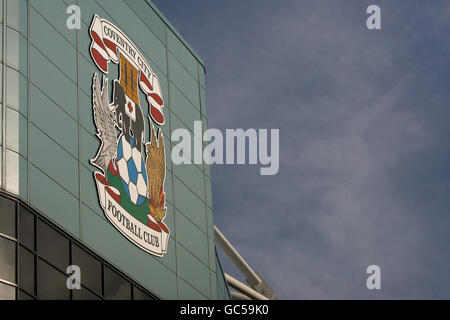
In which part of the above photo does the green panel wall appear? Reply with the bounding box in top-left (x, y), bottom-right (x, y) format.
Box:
top-left (1, 0), bottom-right (227, 300)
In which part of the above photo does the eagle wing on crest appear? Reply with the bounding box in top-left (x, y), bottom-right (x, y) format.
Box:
top-left (146, 123), bottom-right (166, 222)
top-left (91, 74), bottom-right (117, 173)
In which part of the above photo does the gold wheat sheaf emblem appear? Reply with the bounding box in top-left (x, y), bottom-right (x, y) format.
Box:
top-left (146, 124), bottom-right (167, 223)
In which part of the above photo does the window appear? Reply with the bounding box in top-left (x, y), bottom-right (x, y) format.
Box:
top-left (104, 266), bottom-right (132, 300)
top-left (0, 281), bottom-right (15, 300)
top-left (0, 192), bottom-right (158, 300)
top-left (37, 220), bottom-right (69, 272)
top-left (18, 245), bottom-right (35, 294)
top-left (72, 245), bottom-right (102, 295)
top-left (0, 197), bottom-right (16, 238)
top-left (19, 205), bottom-right (35, 250)
top-left (18, 289), bottom-right (34, 300)
top-left (37, 259), bottom-right (70, 300)
top-left (0, 237), bottom-right (16, 283)
top-left (0, 195), bottom-right (17, 300)
top-left (73, 287), bottom-right (101, 300)
top-left (133, 286), bottom-right (154, 300)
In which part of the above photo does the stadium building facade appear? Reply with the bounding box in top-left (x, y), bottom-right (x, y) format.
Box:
top-left (0, 0), bottom-right (230, 300)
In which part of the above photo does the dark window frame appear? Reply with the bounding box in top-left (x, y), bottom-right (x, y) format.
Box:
top-left (0, 190), bottom-right (159, 300)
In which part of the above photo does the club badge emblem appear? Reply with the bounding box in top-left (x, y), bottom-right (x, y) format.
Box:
top-left (89, 15), bottom-right (169, 256)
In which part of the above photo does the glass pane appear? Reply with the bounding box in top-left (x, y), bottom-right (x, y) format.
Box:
top-left (37, 220), bottom-right (69, 271)
top-left (19, 245), bottom-right (35, 294)
top-left (0, 281), bottom-right (15, 300)
top-left (72, 245), bottom-right (102, 295)
top-left (19, 205), bottom-right (35, 250)
top-left (0, 236), bottom-right (16, 283)
top-left (104, 266), bottom-right (131, 300)
top-left (0, 196), bottom-right (16, 237)
top-left (73, 286), bottom-right (101, 300)
top-left (133, 286), bottom-right (154, 300)
top-left (37, 259), bottom-right (70, 300)
top-left (18, 289), bottom-right (34, 300)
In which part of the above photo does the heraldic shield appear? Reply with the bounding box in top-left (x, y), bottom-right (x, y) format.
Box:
top-left (88, 15), bottom-right (170, 257)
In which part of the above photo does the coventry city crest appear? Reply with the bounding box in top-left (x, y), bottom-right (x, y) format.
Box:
top-left (88, 15), bottom-right (169, 256)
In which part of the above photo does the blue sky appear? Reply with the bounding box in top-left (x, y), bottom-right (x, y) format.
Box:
top-left (152, 0), bottom-right (450, 299)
